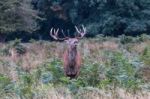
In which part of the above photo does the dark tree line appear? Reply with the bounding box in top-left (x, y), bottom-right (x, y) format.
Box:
top-left (0, 0), bottom-right (40, 41)
top-left (0, 0), bottom-right (150, 41)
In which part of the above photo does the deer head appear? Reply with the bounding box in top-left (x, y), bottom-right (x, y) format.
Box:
top-left (50, 25), bottom-right (86, 78)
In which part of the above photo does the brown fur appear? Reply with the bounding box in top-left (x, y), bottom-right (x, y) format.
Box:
top-left (50, 25), bottom-right (86, 78)
top-left (63, 47), bottom-right (81, 78)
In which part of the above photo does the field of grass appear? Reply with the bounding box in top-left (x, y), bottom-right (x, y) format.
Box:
top-left (0, 34), bottom-right (150, 99)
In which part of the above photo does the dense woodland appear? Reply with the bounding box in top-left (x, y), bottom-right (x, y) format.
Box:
top-left (0, 0), bottom-right (150, 41)
top-left (0, 0), bottom-right (150, 99)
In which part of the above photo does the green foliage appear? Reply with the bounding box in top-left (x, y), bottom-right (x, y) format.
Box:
top-left (0, 37), bottom-right (149, 98)
top-left (0, 0), bottom-right (150, 40)
top-left (140, 46), bottom-right (150, 65)
top-left (10, 39), bottom-right (26, 54)
top-left (0, 39), bottom-right (26, 56)
top-left (0, 74), bottom-right (11, 95)
top-left (44, 59), bottom-right (64, 83)
top-left (78, 62), bottom-right (101, 87)
top-left (40, 71), bottom-right (53, 84)
top-left (75, 87), bottom-right (102, 99)
top-left (138, 34), bottom-right (150, 42)
top-left (14, 73), bottom-right (34, 99)
top-left (120, 35), bottom-right (134, 44)
top-left (0, 0), bottom-right (40, 34)
top-left (0, 74), bottom-right (11, 89)
top-left (31, 0), bottom-right (150, 37)
top-left (0, 47), bottom-right (9, 56)
top-left (104, 51), bottom-right (141, 91)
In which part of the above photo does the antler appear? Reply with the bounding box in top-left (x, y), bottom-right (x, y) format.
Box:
top-left (50, 28), bottom-right (68, 40)
top-left (75, 25), bottom-right (86, 39)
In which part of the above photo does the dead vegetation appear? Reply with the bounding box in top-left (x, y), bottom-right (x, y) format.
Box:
top-left (0, 36), bottom-right (150, 99)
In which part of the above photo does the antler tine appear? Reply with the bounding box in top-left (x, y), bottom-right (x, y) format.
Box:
top-left (50, 28), bottom-right (58, 40)
top-left (82, 25), bottom-right (86, 33)
top-left (75, 25), bottom-right (86, 39)
top-left (75, 26), bottom-right (80, 33)
top-left (55, 28), bottom-right (59, 36)
top-left (62, 29), bottom-right (66, 37)
top-left (81, 25), bottom-right (86, 37)
top-left (50, 27), bottom-right (69, 40)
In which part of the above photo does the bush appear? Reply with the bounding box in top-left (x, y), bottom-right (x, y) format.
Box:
top-left (104, 51), bottom-right (142, 91)
top-left (140, 46), bottom-right (150, 66)
top-left (0, 74), bottom-right (11, 93)
top-left (119, 35), bottom-right (134, 44)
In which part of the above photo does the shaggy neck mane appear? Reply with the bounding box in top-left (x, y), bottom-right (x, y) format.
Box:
top-left (67, 47), bottom-right (77, 67)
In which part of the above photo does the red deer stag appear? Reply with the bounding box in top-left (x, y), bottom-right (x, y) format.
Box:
top-left (50, 25), bottom-right (86, 78)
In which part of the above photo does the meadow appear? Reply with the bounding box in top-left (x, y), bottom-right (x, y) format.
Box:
top-left (0, 34), bottom-right (150, 99)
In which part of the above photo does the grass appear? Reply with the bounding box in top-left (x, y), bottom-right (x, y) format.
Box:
top-left (0, 35), bottom-right (150, 99)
